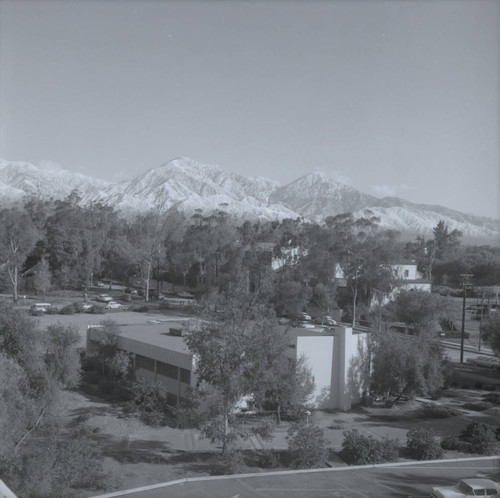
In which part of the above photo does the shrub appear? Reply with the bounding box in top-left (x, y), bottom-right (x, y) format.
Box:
top-left (441, 436), bottom-right (471, 453)
top-left (417, 404), bottom-right (459, 419)
top-left (483, 393), bottom-right (500, 405)
top-left (98, 378), bottom-right (114, 395)
top-left (84, 371), bottom-right (100, 385)
top-left (131, 304), bottom-right (149, 313)
top-left (340, 429), bottom-right (399, 465)
top-left (132, 378), bottom-right (171, 426)
top-left (460, 421), bottom-right (498, 455)
top-left (90, 305), bottom-right (106, 314)
top-left (463, 402), bottom-right (492, 411)
top-left (59, 304), bottom-right (75, 315)
top-left (208, 449), bottom-right (241, 475)
top-left (288, 425), bottom-right (328, 468)
top-left (256, 449), bottom-right (281, 469)
top-left (406, 426), bottom-right (443, 460)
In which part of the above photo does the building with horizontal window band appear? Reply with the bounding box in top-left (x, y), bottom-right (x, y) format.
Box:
top-left (86, 320), bottom-right (196, 407)
top-left (86, 320), bottom-right (370, 410)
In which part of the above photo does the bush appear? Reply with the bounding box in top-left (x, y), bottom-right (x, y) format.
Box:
top-left (460, 421), bottom-right (498, 455)
top-left (441, 436), bottom-right (471, 453)
top-left (406, 426), bottom-right (443, 460)
top-left (417, 403), bottom-right (459, 419)
top-left (59, 304), bottom-right (75, 315)
top-left (98, 378), bottom-right (114, 395)
top-left (463, 402), bottom-right (492, 411)
top-left (340, 429), bottom-right (400, 465)
top-left (84, 371), bottom-right (100, 385)
top-left (483, 393), bottom-right (500, 405)
top-left (256, 449), bottom-right (281, 469)
top-left (90, 305), bottom-right (106, 314)
top-left (131, 304), bottom-right (149, 313)
top-left (208, 449), bottom-right (241, 475)
top-left (288, 425), bottom-right (328, 468)
top-left (132, 378), bottom-right (171, 426)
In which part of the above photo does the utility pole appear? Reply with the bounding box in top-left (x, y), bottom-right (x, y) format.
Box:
top-left (460, 273), bottom-right (474, 364)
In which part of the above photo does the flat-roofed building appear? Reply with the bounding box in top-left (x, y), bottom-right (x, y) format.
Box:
top-left (87, 319), bottom-right (197, 406)
top-left (86, 319), bottom-right (370, 411)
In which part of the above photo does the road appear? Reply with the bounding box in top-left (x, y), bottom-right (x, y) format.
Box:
top-left (92, 457), bottom-right (500, 498)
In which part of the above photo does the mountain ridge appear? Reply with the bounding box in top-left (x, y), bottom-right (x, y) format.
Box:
top-left (0, 157), bottom-right (498, 243)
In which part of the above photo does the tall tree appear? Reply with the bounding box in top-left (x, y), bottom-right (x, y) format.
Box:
top-left (185, 274), bottom-right (278, 454)
top-left (0, 208), bottom-right (38, 303)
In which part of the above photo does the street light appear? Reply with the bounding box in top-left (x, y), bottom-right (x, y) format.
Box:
top-left (459, 273), bottom-right (473, 364)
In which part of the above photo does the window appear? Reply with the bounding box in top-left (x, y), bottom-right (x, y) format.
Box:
top-left (157, 361), bottom-right (179, 380)
top-left (135, 354), bottom-right (154, 372)
top-left (180, 368), bottom-right (191, 384)
top-left (404, 269), bottom-right (409, 277)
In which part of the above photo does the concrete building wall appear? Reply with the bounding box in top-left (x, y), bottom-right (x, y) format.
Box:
top-left (296, 326), bottom-right (370, 411)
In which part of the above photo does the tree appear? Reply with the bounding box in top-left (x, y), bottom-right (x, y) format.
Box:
top-left (459, 421), bottom-right (498, 455)
top-left (0, 207), bottom-right (38, 303)
top-left (44, 324), bottom-right (81, 388)
top-left (108, 350), bottom-right (135, 390)
top-left (384, 289), bottom-right (450, 335)
top-left (185, 274), bottom-right (279, 454)
top-left (0, 305), bottom-right (106, 496)
top-left (371, 331), bottom-right (444, 401)
top-left (480, 314), bottom-right (500, 355)
top-left (33, 257), bottom-right (52, 299)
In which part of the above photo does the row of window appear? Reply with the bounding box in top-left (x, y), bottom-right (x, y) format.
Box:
top-left (134, 354), bottom-right (191, 384)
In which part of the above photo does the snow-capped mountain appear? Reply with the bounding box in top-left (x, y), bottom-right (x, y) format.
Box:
top-left (270, 171), bottom-right (378, 223)
top-left (0, 159), bottom-right (110, 201)
top-left (0, 157), bottom-right (498, 243)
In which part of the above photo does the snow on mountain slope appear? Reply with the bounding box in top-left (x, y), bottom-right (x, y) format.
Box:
top-left (95, 157), bottom-right (292, 219)
top-left (353, 205), bottom-right (500, 240)
top-left (270, 171), bottom-right (378, 222)
top-left (0, 159), bottom-right (110, 202)
top-left (0, 157), bottom-right (498, 242)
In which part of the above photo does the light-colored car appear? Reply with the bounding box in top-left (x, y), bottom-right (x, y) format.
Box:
top-left (82, 303), bottom-right (93, 312)
top-left (466, 356), bottom-right (500, 369)
top-left (300, 312), bottom-right (312, 321)
top-left (95, 281), bottom-right (105, 287)
top-left (96, 294), bottom-right (113, 303)
top-left (315, 315), bottom-right (337, 326)
top-left (431, 478), bottom-right (499, 498)
top-left (177, 291), bottom-right (194, 299)
top-left (105, 301), bottom-right (123, 310)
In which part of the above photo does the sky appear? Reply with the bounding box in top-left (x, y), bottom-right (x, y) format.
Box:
top-left (0, 0), bottom-right (498, 218)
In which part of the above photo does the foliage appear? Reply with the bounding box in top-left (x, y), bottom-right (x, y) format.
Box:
top-left (208, 448), bottom-right (242, 475)
top-left (107, 350), bottom-right (135, 388)
top-left (405, 426), bottom-right (443, 460)
top-left (44, 324), bottom-right (81, 388)
top-left (288, 424), bottom-right (328, 468)
top-left (340, 429), bottom-right (400, 465)
top-left (480, 314), bottom-right (500, 355)
top-left (132, 378), bottom-right (171, 426)
top-left (184, 274), bottom-right (281, 454)
top-left (459, 421), bottom-right (498, 455)
top-left (0, 306), bottom-right (105, 496)
top-left (417, 404), bottom-right (460, 419)
top-left (384, 289), bottom-right (450, 335)
top-left (371, 331), bottom-right (444, 401)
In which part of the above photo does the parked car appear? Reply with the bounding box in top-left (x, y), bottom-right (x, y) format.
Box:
top-left (466, 355), bottom-right (500, 369)
top-left (299, 312), bottom-right (312, 321)
top-left (30, 303), bottom-right (51, 313)
top-left (430, 478), bottom-right (499, 498)
top-left (105, 301), bottom-right (124, 310)
top-left (314, 315), bottom-right (337, 326)
top-left (81, 303), bottom-right (93, 312)
top-left (95, 281), bottom-right (105, 287)
top-left (96, 294), bottom-right (113, 303)
top-left (177, 291), bottom-right (194, 299)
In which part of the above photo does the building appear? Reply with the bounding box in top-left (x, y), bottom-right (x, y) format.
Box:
top-left (289, 325), bottom-right (371, 410)
top-left (86, 319), bottom-right (197, 406)
top-left (86, 319), bottom-right (371, 411)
